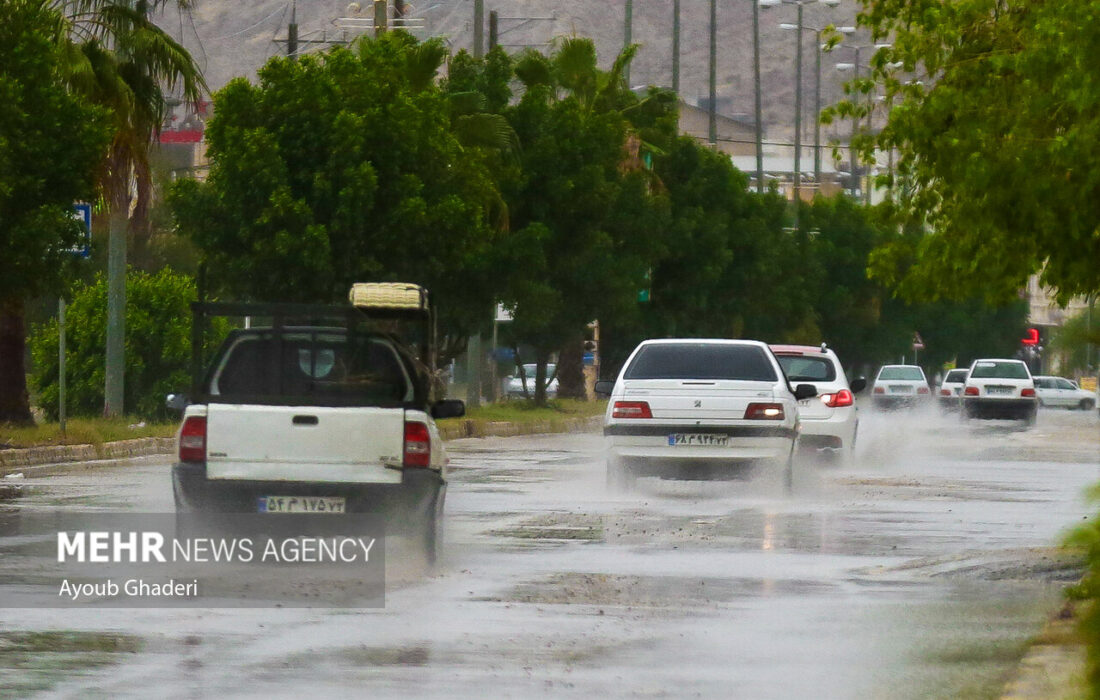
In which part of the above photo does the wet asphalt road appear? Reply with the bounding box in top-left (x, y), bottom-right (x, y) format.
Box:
top-left (1, 406), bottom-right (1098, 699)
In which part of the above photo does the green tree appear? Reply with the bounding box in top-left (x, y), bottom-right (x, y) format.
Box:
top-left (0, 0), bottom-right (111, 425)
top-left (60, 0), bottom-right (206, 415)
top-left (30, 268), bottom-right (219, 420)
top-left (842, 0), bottom-right (1100, 303)
top-left (497, 39), bottom-right (674, 404)
top-left (169, 32), bottom-right (504, 352)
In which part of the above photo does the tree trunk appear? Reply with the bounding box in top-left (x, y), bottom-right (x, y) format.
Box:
top-left (557, 335), bottom-right (586, 400)
top-left (104, 207), bottom-right (127, 417)
top-left (533, 349), bottom-right (549, 406)
top-left (0, 297), bottom-right (34, 425)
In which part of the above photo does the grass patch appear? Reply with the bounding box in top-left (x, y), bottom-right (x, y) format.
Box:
top-left (438, 398), bottom-right (605, 427)
top-left (0, 631), bottom-right (142, 695)
top-left (0, 418), bottom-right (177, 449)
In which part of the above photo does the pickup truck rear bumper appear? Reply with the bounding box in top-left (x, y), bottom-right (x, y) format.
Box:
top-left (172, 462), bottom-right (443, 531)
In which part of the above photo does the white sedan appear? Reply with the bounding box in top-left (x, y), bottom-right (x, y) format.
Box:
top-left (596, 339), bottom-right (816, 491)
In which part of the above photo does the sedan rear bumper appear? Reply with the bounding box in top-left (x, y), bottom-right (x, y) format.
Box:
top-left (605, 423), bottom-right (795, 465)
top-left (961, 397), bottom-right (1037, 420)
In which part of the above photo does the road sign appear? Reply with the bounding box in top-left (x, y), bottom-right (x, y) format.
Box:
top-left (70, 203), bottom-right (91, 258)
top-left (912, 332), bottom-right (924, 351)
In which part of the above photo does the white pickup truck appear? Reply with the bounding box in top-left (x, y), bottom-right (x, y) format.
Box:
top-left (169, 283), bottom-right (464, 562)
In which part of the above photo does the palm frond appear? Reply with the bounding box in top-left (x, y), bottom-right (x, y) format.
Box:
top-left (552, 36), bottom-right (598, 105)
top-left (405, 38), bottom-right (448, 92)
top-left (453, 113), bottom-right (521, 160)
top-left (514, 50), bottom-right (553, 90)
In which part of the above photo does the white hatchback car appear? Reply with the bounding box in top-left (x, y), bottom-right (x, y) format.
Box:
top-left (871, 365), bottom-right (931, 409)
top-left (936, 368), bottom-right (969, 411)
top-left (770, 344), bottom-right (866, 464)
top-left (961, 358), bottom-right (1038, 423)
top-left (595, 339), bottom-right (816, 490)
top-left (1033, 376), bottom-right (1096, 410)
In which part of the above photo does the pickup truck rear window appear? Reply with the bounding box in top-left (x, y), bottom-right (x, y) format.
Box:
top-left (210, 332), bottom-right (413, 404)
top-left (624, 344), bottom-right (778, 382)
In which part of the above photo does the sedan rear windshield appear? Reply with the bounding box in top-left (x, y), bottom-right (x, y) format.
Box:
top-left (776, 356), bottom-right (837, 382)
top-left (624, 344), bottom-right (778, 382)
top-left (970, 361), bottom-right (1029, 380)
top-left (944, 369), bottom-right (968, 383)
top-left (878, 366), bottom-right (924, 380)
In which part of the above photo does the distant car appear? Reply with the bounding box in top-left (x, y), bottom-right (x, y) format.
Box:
top-left (597, 339), bottom-right (816, 491)
top-left (960, 358), bottom-right (1038, 423)
top-left (505, 363), bottom-right (558, 399)
top-left (1033, 376), bottom-right (1096, 410)
top-left (770, 344), bottom-right (866, 464)
top-left (871, 365), bottom-right (930, 409)
top-left (936, 368), bottom-right (969, 411)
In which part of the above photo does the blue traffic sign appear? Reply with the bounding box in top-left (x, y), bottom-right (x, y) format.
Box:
top-left (71, 203), bottom-right (91, 258)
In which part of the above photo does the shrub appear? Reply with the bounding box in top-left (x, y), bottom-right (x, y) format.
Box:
top-left (30, 269), bottom-right (200, 421)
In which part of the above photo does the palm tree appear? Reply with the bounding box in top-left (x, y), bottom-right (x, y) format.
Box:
top-left (59, 0), bottom-right (206, 415)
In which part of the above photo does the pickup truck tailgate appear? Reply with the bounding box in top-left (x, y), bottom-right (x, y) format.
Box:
top-left (205, 404), bottom-right (404, 484)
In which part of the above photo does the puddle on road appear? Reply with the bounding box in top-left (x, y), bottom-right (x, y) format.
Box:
top-left (0, 631), bottom-right (142, 696)
top-left (833, 476), bottom-right (1045, 503)
top-left (482, 572), bottom-right (836, 607)
top-left (862, 547), bottom-right (1084, 583)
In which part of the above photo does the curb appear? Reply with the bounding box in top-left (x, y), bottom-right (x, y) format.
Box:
top-left (1000, 601), bottom-right (1087, 699)
top-left (0, 417), bottom-right (602, 478)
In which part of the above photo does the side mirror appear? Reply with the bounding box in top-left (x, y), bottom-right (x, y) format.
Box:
top-left (166, 393), bottom-right (189, 413)
top-left (593, 381), bottom-right (615, 397)
top-left (793, 384), bottom-right (817, 401)
top-left (850, 377), bottom-right (867, 394)
top-left (431, 399), bottom-right (466, 420)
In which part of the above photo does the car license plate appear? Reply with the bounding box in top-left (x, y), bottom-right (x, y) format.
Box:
top-left (889, 385), bottom-right (912, 393)
top-left (668, 433), bottom-right (729, 447)
top-left (258, 496), bottom-right (346, 513)
top-left (986, 386), bottom-right (1013, 395)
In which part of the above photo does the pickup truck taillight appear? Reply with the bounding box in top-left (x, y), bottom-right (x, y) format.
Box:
top-left (178, 416), bottom-right (206, 462)
top-left (403, 422), bottom-right (431, 468)
top-left (612, 401), bottom-right (652, 419)
top-left (745, 403), bottom-right (785, 420)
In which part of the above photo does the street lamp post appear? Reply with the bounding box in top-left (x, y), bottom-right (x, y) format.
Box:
top-left (835, 42), bottom-right (891, 200)
top-left (768, 0), bottom-right (839, 230)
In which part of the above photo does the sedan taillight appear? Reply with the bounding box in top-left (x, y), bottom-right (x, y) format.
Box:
top-left (403, 421), bottom-right (431, 468)
top-left (917, 386), bottom-right (930, 395)
top-left (612, 401), bottom-right (652, 419)
top-left (821, 390), bottom-right (853, 408)
top-left (178, 416), bottom-right (206, 462)
top-left (745, 403), bottom-right (785, 420)
top-left (873, 386), bottom-right (885, 394)
top-left (964, 386), bottom-right (979, 396)
top-left (939, 389), bottom-right (952, 396)
top-left (1021, 388), bottom-right (1036, 398)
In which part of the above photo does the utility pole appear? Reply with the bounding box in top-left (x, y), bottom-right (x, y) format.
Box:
top-left (287, 1), bottom-right (298, 60)
top-left (624, 0), bottom-right (633, 87)
top-left (813, 30), bottom-right (822, 188)
top-left (850, 47), bottom-right (860, 198)
top-left (488, 11), bottom-right (498, 50)
top-left (393, 0), bottom-right (406, 20)
top-left (753, 0), bottom-right (764, 193)
top-left (104, 210), bottom-right (126, 417)
top-left (672, 0), bottom-right (680, 95)
top-left (708, 0), bottom-right (717, 145)
top-left (374, 0), bottom-right (387, 37)
top-left (473, 0), bottom-right (484, 57)
top-left (792, 1), bottom-right (804, 225)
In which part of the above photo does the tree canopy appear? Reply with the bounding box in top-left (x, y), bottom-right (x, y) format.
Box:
top-left (846, 0), bottom-right (1100, 304)
top-left (170, 33), bottom-right (503, 340)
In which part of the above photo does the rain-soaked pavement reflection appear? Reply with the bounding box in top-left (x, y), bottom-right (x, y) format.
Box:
top-left (0, 406), bottom-right (1097, 698)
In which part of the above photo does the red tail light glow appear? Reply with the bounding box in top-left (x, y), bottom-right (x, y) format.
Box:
top-left (1021, 388), bottom-right (1036, 397)
top-left (612, 401), bottom-right (652, 419)
top-left (821, 389), bottom-right (854, 408)
top-left (873, 386), bottom-right (885, 394)
top-left (940, 389), bottom-right (951, 396)
top-left (917, 386), bottom-right (930, 395)
top-left (403, 421), bottom-right (431, 468)
top-left (178, 416), bottom-right (207, 462)
top-left (745, 403), bottom-right (785, 420)
top-left (964, 386), bottom-right (979, 396)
